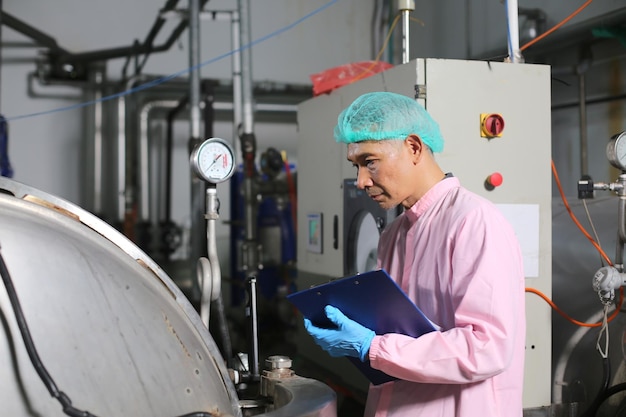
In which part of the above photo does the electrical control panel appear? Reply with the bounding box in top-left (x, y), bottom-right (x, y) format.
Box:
top-left (296, 58), bottom-right (552, 409)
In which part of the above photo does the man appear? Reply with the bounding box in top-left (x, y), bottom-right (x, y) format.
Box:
top-left (304, 91), bottom-right (526, 417)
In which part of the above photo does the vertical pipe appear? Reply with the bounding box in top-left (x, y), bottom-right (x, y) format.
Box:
top-left (239, 0), bottom-right (254, 135)
top-left (398, 0), bottom-right (415, 64)
top-left (401, 10), bottom-right (410, 64)
top-left (139, 100), bottom-right (179, 223)
top-left (579, 73), bottom-right (588, 175)
top-left (506, 0), bottom-right (522, 63)
top-left (189, 0), bottom-right (201, 140)
top-left (0, 0), bottom-right (3, 114)
top-left (617, 197), bottom-right (625, 269)
top-left (92, 68), bottom-right (104, 215)
top-left (118, 75), bottom-right (147, 231)
top-left (231, 11), bottom-right (242, 158)
top-left (238, 0), bottom-right (260, 382)
top-left (465, 0), bottom-right (472, 59)
top-left (238, 0), bottom-right (258, 249)
top-left (117, 94), bottom-right (127, 224)
top-left (246, 277), bottom-right (260, 379)
top-left (189, 0), bottom-right (207, 302)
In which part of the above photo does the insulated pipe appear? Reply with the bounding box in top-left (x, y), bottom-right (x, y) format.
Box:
top-left (505, 0), bottom-right (523, 63)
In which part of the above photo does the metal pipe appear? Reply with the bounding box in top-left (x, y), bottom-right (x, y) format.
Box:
top-left (189, 0), bottom-right (201, 141)
top-left (578, 72), bottom-right (588, 175)
top-left (92, 68), bottom-right (105, 215)
top-left (117, 89), bottom-right (127, 224)
top-left (246, 276), bottom-right (260, 381)
top-left (231, 10), bottom-right (242, 158)
top-left (11, 0), bottom-right (210, 69)
top-left (238, 0), bottom-right (260, 273)
top-left (165, 98), bottom-right (189, 223)
top-left (617, 197), bottom-right (626, 268)
top-left (398, 0), bottom-right (414, 64)
top-left (199, 186), bottom-right (219, 323)
top-left (135, 0), bottom-right (181, 71)
top-left (505, 0), bottom-right (522, 63)
top-left (0, 11), bottom-right (68, 54)
top-left (0, 1), bottom-right (3, 114)
top-left (617, 174), bottom-right (626, 268)
top-left (239, 0), bottom-right (254, 135)
top-left (552, 92), bottom-right (626, 111)
top-left (188, 0), bottom-right (208, 304)
top-left (576, 48), bottom-right (592, 177)
top-left (139, 100), bottom-right (180, 222)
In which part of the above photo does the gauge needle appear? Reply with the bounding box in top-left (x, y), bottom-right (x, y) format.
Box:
top-left (208, 154), bottom-right (223, 169)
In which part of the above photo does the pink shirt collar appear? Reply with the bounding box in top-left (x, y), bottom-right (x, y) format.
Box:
top-left (405, 176), bottom-right (459, 222)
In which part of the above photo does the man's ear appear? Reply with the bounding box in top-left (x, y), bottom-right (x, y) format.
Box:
top-left (405, 135), bottom-right (424, 161)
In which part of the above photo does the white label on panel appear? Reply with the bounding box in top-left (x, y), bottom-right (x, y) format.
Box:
top-left (497, 204), bottom-right (540, 278)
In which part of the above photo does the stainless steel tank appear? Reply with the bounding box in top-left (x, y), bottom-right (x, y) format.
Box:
top-left (0, 177), bottom-right (242, 416)
top-left (0, 178), bottom-right (336, 417)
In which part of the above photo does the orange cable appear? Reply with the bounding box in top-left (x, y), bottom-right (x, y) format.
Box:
top-left (520, 0), bottom-right (594, 51)
top-left (350, 13), bottom-right (401, 83)
top-left (526, 287), bottom-right (623, 327)
top-left (350, 14), bottom-right (424, 84)
top-left (525, 159), bottom-right (621, 327)
top-left (551, 159), bottom-right (612, 265)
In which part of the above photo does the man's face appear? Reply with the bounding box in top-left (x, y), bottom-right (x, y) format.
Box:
top-left (346, 139), bottom-right (416, 210)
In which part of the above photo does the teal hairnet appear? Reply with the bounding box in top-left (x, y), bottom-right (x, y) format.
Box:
top-left (333, 91), bottom-right (444, 153)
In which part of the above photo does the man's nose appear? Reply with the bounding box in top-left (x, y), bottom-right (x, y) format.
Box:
top-left (356, 168), bottom-right (372, 189)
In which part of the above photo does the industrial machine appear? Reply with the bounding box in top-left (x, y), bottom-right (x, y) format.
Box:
top-left (547, 131), bottom-right (626, 417)
top-left (0, 177), bottom-right (336, 417)
top-left (296, 58), bottom-right (553, 411)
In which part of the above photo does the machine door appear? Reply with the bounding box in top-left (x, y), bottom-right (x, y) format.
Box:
top-left (343, 179), bottom-right (398, 276)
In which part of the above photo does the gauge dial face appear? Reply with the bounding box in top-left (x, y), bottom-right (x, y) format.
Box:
top-left (191, 138), bottom-right (236, 183)
top-left (607, 132), bottom-right (626, 171)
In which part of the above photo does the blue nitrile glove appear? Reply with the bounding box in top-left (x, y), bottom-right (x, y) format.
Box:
top-left (303, 305), bottom-right (375, 362)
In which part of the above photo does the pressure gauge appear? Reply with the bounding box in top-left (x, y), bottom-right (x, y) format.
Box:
top-left (190, 137), bottom-right (236, 183)
top-left (607, 132), bottom-right (626, 171)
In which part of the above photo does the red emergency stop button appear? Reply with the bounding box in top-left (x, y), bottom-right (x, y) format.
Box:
top-left (480, 113), bottom-right (505, 138)
top-left (485, 172), bottom-right (503, 190)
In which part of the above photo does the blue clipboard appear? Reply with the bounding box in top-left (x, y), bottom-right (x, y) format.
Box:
top-left (287, 269), bottom-right (436, 385)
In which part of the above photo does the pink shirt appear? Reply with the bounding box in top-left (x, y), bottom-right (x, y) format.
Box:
top-left (367, 176), bottom-right (525, 417)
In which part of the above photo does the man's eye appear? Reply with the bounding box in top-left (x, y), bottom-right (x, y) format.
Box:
top-left (366, 159), bottom-right (376, 168)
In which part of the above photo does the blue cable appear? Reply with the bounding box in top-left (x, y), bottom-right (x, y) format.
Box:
top-left (4, 0), bottom-right (339, 123)
top-left (0, 115), bottom-right (13, 178)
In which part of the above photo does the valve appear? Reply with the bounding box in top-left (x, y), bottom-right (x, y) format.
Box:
top-left (592, 266), bottom-right (626, 305)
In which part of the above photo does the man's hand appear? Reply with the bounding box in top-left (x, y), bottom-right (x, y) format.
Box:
top-left (304, 305), bottom-right (375, 362)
